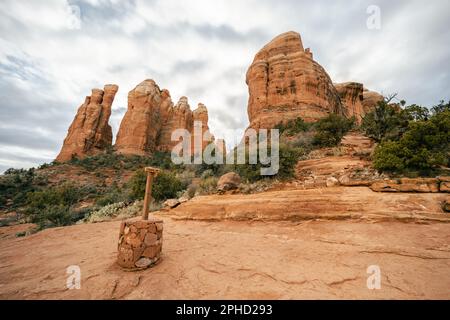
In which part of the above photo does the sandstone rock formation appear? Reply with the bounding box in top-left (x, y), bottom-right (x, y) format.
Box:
top-left (192, 103), bottom-right (213, 154)
top-left (215, 139), bottom-right (227, 156)
top-left (158, 96), bottom-right (194, 153)
top-left (115, 80), bottom-right (173, 155)
top-left (245, 31), bottom-right (385, 130)
top-left (362, 88), bottom-right (384, 114)
top-left (335, 82), bottom-right (365, 122)
top-left (246, 31), bottom-right (344, 129)
top-left (115, 80), bottom-right (213, 156)
top-left (56, 84), bottom-right (118, 162)
top-left (334, 82), bottom-right (384, 123)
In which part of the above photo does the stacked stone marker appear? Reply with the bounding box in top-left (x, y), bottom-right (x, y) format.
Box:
top-left (117, 167), bottom-right (163, 270)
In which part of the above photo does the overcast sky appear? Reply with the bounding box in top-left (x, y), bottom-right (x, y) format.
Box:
top-left (0, 0), bottom-right (449, 173)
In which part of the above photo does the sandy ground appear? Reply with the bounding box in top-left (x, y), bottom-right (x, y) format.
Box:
top-left (0, 213), bottom-right (449, 299)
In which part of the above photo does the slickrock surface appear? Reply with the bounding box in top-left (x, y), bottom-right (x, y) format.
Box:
top-left (166, 187), bottom-right (449, 223)
top-left (246, 31), bottom-right (343, 129)
top-left (115, 80), bottom-right (213, 155)
top-left (56, 85), bottom-right (118, 161)
top-left (0, 217), bottom-right (449, 299)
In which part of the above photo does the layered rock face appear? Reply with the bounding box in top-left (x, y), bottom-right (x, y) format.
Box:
top-left (192, 103), bottom-right (213, 154)
top-left (335, 83), bottom-right (384, 123)
top-left (335, 82), bottom-right (364, 122)
top-left (115, 80), bottom-right (213, 156)
top-left (155, 96), bottom-right (194, 153)
top-left (245, 31), bottom-right (385, 129)
top-left (115, 80), bottom-right (173, 155)
top-left (246, 31), bottom-right (343, 129)
top-left (56, 84), bottom-right (118, 162)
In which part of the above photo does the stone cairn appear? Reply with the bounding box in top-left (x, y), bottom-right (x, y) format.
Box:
top-left (117, 167), bottom-right (163, 270)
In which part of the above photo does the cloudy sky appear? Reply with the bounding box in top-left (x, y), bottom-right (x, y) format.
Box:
top-left (0, 0), bottom-right (449, 173)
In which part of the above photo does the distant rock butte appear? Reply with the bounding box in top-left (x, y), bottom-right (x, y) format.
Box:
top-left (57, 31), bottom-right (386, 161)
top-left (115, 79), bottom-right (214, 156)
top-left (56, 84), bottom-right (118, 162)
top-left (246, 31), bottom-right (384, 129)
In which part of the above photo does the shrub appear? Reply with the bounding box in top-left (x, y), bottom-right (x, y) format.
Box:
top-left (36, 205), bottom-right (74, 228)
top-left (186, 184), bottom-right (197, 198)
top-left (68, 152), bottom-right (178, 172)
top-left (128, 170), bottom-right (187, 202)
top-left (117, 200), bottom-right (144, 219)
top-left (275, 117), bottom-right (311, 136)
top-left (200, 169), bottom-right (214, 179)
top-left (312, 114), bottom-right (355, 147)
top-left (95, 184), bottom-right (128, 207)
top-left (24, 183), bottom-right (88, 229)
top-left (373, 110), bottom-right (450, 173)
top-left (361, 100), bottom-right (410, 142)
top-left (234, 144), bottom-right (301, 182)
top-left (198, 177), bottom-right (218, 195)
top-left (0, 168), bottom-right (37, 209)
top-left (26, 183), bottom-right (82, 213)
top-left (86, 202), bottom-right (127, 223)
top-left (431, 100), bottom-right (450, 115)
top-left (176, 170), bottom-right (196, 185)
top-left (404, 104), bottom-right (430, 121)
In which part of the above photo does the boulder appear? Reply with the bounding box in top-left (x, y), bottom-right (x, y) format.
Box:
top-left (163, 199), bottom-right (181, 209)
top-left (178, 196), bottom-right (190, 204)
top-left (338, 174), bottom-right (372, 187)
top-left (56, 84), bottom-right (118, 161)
top-left (326, 177), bottom-right (340, 187)
top-left (217, 172), bottom-right (241, 192)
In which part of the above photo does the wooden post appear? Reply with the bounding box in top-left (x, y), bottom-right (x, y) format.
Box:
top-left (142, 167), bottom-right (160, 220)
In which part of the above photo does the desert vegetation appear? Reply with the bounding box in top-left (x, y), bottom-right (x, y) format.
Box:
top-left (362, 100), bottom-right (450, 175)
top-left (0, 99), bottom-right (448, 233)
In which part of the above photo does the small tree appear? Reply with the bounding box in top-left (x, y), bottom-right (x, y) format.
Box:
top-left (128, 170), bottom-right (186, 202)
top-left (373, 110), bottom-right (450, 173)
top-left (361, 100), bottom-right (409, 142)
top-left (312, 114), bottom-right (355, 147)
